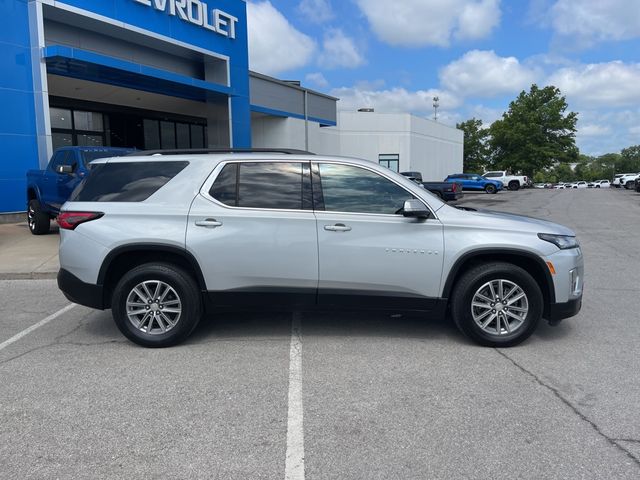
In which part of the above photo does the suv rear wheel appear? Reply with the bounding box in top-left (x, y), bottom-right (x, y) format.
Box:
top-left (27, 199), bottom-right (50, 235)
top-left (451, 262), bottom-right (542, 347)
top-left (111, 263), bottom-right (202, 347)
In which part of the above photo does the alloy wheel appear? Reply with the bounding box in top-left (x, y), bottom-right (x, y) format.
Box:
top-left (126, 280), bottom-right (182, 335)
top-left (471, 279), bottom-right (529, 336)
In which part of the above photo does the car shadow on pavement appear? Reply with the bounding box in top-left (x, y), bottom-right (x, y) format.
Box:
top-left (82, 308), bottom-right (574, 348)
top-left (187, 310), bottom-right (469, 345)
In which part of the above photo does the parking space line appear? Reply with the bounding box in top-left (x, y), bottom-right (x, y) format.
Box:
top-left (0, 303), bottom-right (76, 352)
top-left (285, 311), bottom-right (305, 480)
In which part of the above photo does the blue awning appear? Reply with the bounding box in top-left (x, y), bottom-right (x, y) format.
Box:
top-left (43, 45), bottom-right (231, 103)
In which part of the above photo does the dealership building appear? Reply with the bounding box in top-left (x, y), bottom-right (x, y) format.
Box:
top-left (1, 0), bottom-right (461, 215)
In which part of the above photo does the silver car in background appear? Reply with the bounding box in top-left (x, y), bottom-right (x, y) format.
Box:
top-left (57, 150), bottom-right (584, 348)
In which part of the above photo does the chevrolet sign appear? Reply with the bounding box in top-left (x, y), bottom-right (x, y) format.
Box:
top-left (134, 0), bottom-right (238, 39)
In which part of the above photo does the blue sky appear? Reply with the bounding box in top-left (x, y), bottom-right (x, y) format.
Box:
top-left (245, 0), bottom-right (640, 156)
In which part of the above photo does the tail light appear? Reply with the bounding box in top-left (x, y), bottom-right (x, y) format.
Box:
top-left (57, 212), bottom-right (103, 230)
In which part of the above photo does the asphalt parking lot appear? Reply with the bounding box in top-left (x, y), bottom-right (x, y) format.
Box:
top-left (1, 189), bottom-right (639, 479)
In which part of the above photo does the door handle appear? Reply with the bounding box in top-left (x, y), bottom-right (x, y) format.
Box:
top-left (324, 223), bottom-right (352, 232)
top-left (195, 218), bottom-right (223, 228)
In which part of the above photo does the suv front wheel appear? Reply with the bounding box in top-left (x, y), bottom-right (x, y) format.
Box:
top-left (451, 262), bottom-right (543, 347)
top-left (111, 263), bottom-right (202, 347)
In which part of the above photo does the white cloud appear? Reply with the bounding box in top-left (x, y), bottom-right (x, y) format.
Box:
top-left (305, 72), bottom-right (329, 89)
top-left (355, 0), bottom-right (501, 47)
top-left (577, 124), bottom-right (612, 137)
top-left (547, 61), bottom-right (640, 108)
top-left (297, 0), bottom-right (334, 23)
top-left (247, 1), bottom-right (316, 75)
top-left (330, 86), bottom-right (462, 115)
top-left (550, 0), bottom-right (640, 45)
top-left (318, 29), bottom-right (366, 69)
top-left (440, 50), bottom-right (538, 97)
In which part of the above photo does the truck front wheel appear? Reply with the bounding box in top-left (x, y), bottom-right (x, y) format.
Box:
top-left (508, 180), bottom-right (520, 191)
top-left (27, 199), bottom-right (50, 235)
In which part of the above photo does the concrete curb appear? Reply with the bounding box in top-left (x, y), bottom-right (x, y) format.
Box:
top-left (0, 272), bottom-right (57, 280)
top-left (0, 213), bottom-right (26, 224)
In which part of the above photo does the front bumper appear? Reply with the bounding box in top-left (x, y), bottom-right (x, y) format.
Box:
top-left (546, 296), bottom-right (582, 325)
top-left (57, 269), bottom-right (106, 310)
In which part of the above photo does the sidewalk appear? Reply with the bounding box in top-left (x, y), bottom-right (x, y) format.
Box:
top-left (0, 222), bottom-right (59, 279)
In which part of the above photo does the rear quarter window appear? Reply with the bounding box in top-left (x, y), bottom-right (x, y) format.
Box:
top-left (70, 161), bottom-right (188, 202)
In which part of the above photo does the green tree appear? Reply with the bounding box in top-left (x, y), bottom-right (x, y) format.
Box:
top-left (456, 118), bottom-right (489, 173)
top-left (619, 145), bottom-right (640, 173)
top-left (489, 84), bottom-right (578, 177)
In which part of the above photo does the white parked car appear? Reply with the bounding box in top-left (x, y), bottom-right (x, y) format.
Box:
top-left (482, 171), bottom-right (529, 191)
top-left (613, 173), bottom-right (637, 188)
top-left (592, 180), bottom-right (610, 188)
top-left (572, 181), bottom-right (588, 189)
top-left (620, 174), bottom-right (639, 189)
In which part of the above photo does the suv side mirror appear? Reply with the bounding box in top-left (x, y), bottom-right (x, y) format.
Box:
top-left (402, 199), bottom-right (430, 219)
top-left (56, 165), bottom-right (74, 175)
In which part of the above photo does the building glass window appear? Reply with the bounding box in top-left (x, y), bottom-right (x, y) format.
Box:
top-left (143, 119), bottom-right (161, 150)
top-left (160, 121), bottom-right (176, 149)
top-left (191, 124), bottom-right (205, 148)
top-left (73, 111), bottom-right (104, 132)
top-left (50, 108), bottom-right (105, 150)
top-left (176, 123), bottom-right (190, 149)
top-left (50, 108), bottom-right (72, 129)
top-left (379, 154), bottom-right (400, 172)
top-left (52, 132), bottom-right (73, 151)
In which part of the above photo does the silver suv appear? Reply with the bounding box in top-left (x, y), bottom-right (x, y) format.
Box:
top-left (57, 150), bottom-right (583, 348)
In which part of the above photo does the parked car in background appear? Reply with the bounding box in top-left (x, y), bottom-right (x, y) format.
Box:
top-left (482, 170), bottom-right (529, 191)
top-left (572, 181), bottom-right (588, 189)
top-left (422, 181), bottom-right (464, 202)
top-left (592, 180), bottom-right (611, 188)
top-left (612, 173), bottom-right (635, 188)
top-left (400, 172), bottom-right (463, 202)
top-left (57, 149), bottom-right (583, 348)
top-left (26, 146), bottom-right (134, 234)
top-left (444, 174), bottom-right (503, 194)
top-left (621, 174), bottom-right (639, 190)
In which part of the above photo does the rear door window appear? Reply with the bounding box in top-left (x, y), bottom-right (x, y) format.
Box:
top-left (71, 161), bottom-right (188, 202)
top-left (209, 162), bottom-right (310, 210)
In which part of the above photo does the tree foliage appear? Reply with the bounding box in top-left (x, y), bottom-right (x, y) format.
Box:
top-left (456, 118), bottom-right (489, 173)
top-left (488, 84), bottom-right (578, 177)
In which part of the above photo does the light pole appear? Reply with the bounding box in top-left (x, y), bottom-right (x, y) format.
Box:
top-left (433, 96), bottom-right (440, 122)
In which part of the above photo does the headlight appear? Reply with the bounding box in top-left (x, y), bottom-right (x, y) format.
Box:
top-left (538, 233), bottom-right (580, 250)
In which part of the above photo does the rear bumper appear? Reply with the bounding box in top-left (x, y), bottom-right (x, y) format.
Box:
top-left (57, 269), bottom-right (106, 310)
top-left (546, 296), bottom-right (582, 325)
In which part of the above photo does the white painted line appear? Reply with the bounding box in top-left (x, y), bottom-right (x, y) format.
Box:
top-left (285, 312), bottom-right (305, 480)
top-left (0, 304), bottom-right (76, 352)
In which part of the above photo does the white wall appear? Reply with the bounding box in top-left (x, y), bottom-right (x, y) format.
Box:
top-left (251, 111), bottom-right (463, 182)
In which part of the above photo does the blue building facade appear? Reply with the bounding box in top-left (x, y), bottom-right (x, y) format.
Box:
top-left (1, 0), bottom-right (254, 213)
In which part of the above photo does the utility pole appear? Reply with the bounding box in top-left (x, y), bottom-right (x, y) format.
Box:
top-left (433, 96), bottom-right (440, 122)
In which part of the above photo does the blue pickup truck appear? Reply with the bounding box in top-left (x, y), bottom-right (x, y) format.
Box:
top-left (26, 146), bottom-right (133, 234)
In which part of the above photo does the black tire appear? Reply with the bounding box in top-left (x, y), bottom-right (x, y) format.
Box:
top-left (111, 263), bottom-right (202, 348)
top-left (27, 199), bottom-right (50, 235)
top-left (484, 184), bottom-right (497, 194)
top-left (625, 180), bottom-right (635, 190)
top-left (451, 262), bottom-right (543, 347)
top-left (508, 180), bottom-right (520, 191)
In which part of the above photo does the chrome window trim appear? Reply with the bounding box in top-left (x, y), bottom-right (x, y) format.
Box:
top-left (199, 158), bottom-right (438, 220)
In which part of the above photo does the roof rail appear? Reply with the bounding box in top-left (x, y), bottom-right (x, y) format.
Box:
top-left (129, 148), bottom-right (315, 156)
